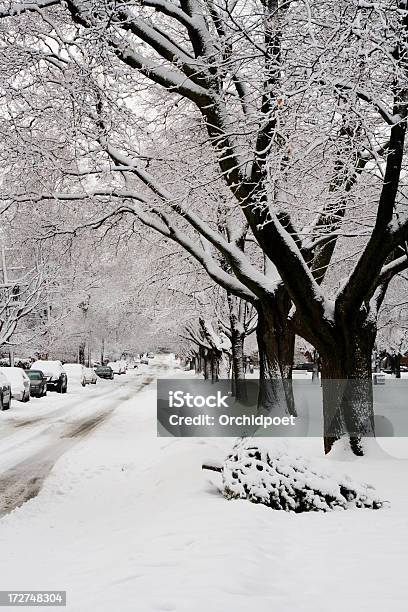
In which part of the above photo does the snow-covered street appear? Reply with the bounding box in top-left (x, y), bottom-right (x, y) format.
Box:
top-left (0, 363), bottom-right (159, 516)
top-left (0, 357), bottom-right (407, 611)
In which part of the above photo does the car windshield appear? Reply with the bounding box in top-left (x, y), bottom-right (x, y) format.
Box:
top-left (26, 371), bottom-right (42, 380)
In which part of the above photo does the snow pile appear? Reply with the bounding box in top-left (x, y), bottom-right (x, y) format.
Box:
top-left (222, 445), bottom-right (386, 512)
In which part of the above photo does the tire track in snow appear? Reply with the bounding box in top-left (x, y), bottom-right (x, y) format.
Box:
top-left (0, 372), bottom-right (148, 461)
top-left (0, 373), bottom-right (155, 517)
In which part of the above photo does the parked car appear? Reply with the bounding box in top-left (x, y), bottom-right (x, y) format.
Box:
top-left (84, 367), bottom-right (97, 385)
top-left (147, 353), bottom-right (155, 359)
top-left (0, 367), bottom-right (31, 402)
top-left (30, 360), bottom-right (68, 393)
top-left (64, 363), bottom-right (87, 387)
top-left (25, 369), bottom-right (47, 397)
top-left (382, 366), bottom-right (408, 375)
top-left (293, 362), bottom-right (315, 372)
top-left (95, 365), bottom-right (114, 380)
top-left (107, 361), bottom-right (121, 375)
top-left (0, 371), bottom-right (12, 410)
top-left (140, 357), bottom-right (149, 365)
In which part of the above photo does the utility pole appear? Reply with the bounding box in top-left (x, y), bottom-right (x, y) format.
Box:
top-left (101, 338), bottom-right (105, 365)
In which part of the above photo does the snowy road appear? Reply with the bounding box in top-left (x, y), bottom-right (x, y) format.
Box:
top-left (0, 364), bottom-right (159, 517)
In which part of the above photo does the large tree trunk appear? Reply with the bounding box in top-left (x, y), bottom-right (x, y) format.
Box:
top-left (196, 347), bottom-right (204, 376)
top-left (227, 293), bottom-right (247, 400)
top-left (218, 351), bottom-right (230, 379)
top-left (203, 349), bottom-right (211, 380)
top-left (230, 326), bottom-right (247, 400)
top-left (78, 341), bottom-right (86, 365)
top-left (320, 323), bottom-right (375, 456)
top-left (230, 327), bottom-right (245, 380)
top-left (256, 291), bottom-right (296, 416)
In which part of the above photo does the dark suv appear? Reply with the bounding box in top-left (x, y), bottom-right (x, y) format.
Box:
top-left (95, 365), bottom-right (114, 380)
top-left (25, 370), bottom-right (48, 397)
top-left (293, 362), bottom-right (316, 372)
top-left (30, 360), bottom-right (68, 393)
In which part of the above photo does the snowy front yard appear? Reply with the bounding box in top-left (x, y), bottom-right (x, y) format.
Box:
top-left (0, 363), bottom-right (407, 611)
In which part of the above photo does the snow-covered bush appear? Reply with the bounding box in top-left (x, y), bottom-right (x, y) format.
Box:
top-left (222, 446), bottom-right (385, 513)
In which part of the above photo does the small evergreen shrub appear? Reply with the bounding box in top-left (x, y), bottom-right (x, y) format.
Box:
top-left (222, 445), bottom-right (385, 512)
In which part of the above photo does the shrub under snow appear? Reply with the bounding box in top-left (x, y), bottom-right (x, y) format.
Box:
top-left (222, 445), bottom-right (385, 513)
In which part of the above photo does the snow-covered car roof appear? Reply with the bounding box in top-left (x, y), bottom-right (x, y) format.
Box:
top-left (0, 366), bottom-right (28, 381)
top-left (0, 371), bottom-right (10, 386)
top-left (0, 367), bottom-right (29, 385)
top-left (31, 360), bottom-right (65, 376)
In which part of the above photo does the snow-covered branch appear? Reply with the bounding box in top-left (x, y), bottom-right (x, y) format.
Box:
top-left (378, 254), bottom-right (408, 284)
top-left (140, 0), bottom-right (196, 30)
top-left (100, 141), bottom-right (276, 300)
top-left (0, 0), bottom-right (58, 17)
